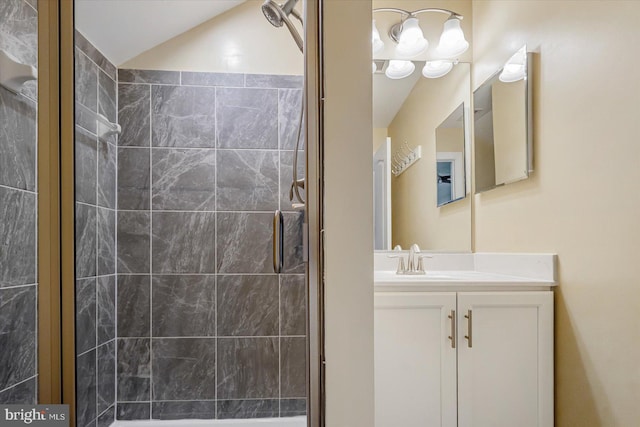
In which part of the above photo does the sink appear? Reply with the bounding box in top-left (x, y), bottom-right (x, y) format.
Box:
top-left (375, 270), bottom-right (469, 281)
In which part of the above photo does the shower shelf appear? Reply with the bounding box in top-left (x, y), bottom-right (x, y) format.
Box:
top-left (0, 49), bottom-right (37, 94)
top-left (76, 102), bottom-right (122, 139)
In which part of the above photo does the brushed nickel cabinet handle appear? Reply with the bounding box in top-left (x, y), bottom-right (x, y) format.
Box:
top-left (448, 310), bottom-right (456, 349)
top-left (464, 309), bottom-right (473, 348)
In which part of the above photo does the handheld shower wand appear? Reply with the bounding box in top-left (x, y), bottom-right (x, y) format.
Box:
top-left (261, 0), bottom-right (304, 53)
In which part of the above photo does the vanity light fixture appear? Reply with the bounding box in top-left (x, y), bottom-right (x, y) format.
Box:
top-left (373, 7), bottom-right (468, 80)
top-left (422, 60), bottom-right (454, 79)
top-left (385, 60), bottom-right (416, 79)
top-left (499, 45), bottom-right (527, 82)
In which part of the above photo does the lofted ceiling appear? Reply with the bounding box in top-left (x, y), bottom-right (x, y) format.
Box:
top-left (75, 0), bottom-right (247, 66)
top-left (373, 64), bottom-right (421, 128)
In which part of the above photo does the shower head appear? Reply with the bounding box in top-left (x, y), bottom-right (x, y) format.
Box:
top-left (261, 0), bottom-right (304, 53)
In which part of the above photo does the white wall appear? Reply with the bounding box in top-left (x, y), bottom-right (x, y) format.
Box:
top-left (472, 1), bottom-right (640, 425)
top-left (323, 0), bottom-right (375, 425)
top-left (122, 0), bottom-right (303, 75)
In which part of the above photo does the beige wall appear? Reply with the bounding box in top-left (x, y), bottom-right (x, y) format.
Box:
top-left (388, 63), bottom-right (472, 251)
top-left (323, 0), bottom-right (375, 426)
top-left (373, 128), bottom-right (388, 152)
top-left (122, 0), bottom-right (303, 74)
top-left (472, 1), bottom-right (640, 425)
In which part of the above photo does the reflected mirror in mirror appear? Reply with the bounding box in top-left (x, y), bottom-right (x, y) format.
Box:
top-left (474, 45), bottom-right (532, 193)
top-left (436, 103), bottom-right (466, 207)
top-left (373, 62), bottom-right (471, 252)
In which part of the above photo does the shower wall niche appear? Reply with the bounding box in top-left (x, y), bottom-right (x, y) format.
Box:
top-left (114, 69), bottom-right (307, 420)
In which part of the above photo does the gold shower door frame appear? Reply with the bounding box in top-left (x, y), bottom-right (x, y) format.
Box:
top-left (36, 0), bottom-right (76, 422)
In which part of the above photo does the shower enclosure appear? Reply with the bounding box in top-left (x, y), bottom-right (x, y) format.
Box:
top-left (72, 1), bottom-right (308, 426)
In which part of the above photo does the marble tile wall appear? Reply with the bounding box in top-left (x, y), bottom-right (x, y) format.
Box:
top-left (0, 0), bottom-right (38, 405)
top-left (116, 70), bottom-right (306, 420)
top-left (74, 31), bottom-right (117, 427)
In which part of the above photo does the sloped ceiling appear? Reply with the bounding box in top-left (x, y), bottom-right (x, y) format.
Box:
top-left (76, 0), bottom-right (246, 66)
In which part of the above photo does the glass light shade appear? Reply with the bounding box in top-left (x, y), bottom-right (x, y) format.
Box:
top-left (385, 60), bottom-right (415, 79)
top-left (396, 17), bottom-right (428, 58)
top-left (372, 62), bottom-right (377, 73)
top-left (372, 20), bottom-right (384, 54)
top-left (499, 46), bottom-right (527, 82)
top-left (437, 17), bottom-right (469, 59)
top-left (422, 60), bottom-right (453, 79)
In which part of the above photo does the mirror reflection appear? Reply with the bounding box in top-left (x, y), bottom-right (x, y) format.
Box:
top-left (436, 103), bottom-right (466, 206)
top-left (474, 45), bottom-right (532, 193)
top-left (373, 62), bottom-right (471, 252)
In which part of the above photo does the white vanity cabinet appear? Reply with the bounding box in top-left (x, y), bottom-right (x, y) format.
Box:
top-left (374, 290), bottom-right (553, 427)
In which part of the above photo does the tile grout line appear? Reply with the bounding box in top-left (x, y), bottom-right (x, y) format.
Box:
top-left (148, 81), bottom-right (154, 420)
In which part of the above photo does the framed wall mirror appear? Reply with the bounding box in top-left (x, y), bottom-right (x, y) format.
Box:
top-left (474, 45), bottom-right (533, 193)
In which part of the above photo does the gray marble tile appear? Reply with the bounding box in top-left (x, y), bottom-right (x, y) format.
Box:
top-left (151, 401), bottom-right (216, 420)
top-left (181, 72), bottom-right (244, 87)
top-left (76, 203), bottom-right (97, 278)
top-left (216, 88), bottom-right (278, 149)
top-left (0, 187), bottom-right (36, 287)
top-left (0, 286), bottom-right (36, 390)
top-left (216, 150), bottom-right (278, 211)
top-left (279, 89), bottom-right (305, 150)
top-left (97, 275), bottom-right (115, 344)
top-left (280, 399), bottom-right (306, 417)
top-left (117, 275), bottom-right (150, 338)
top-left (281, 337), bottom-right (306, 398)
top-left (151, 148), bottom-right (216, 211)
top-left (76, 49), bottom-right (98, 111)
top-left (76, 103), bottom-right (97, 135)
top-left (152, 85), bottom-right (216, 148)
top-left (283, 212), bottom-right (305, 274)
top-left (97, 139), bottom-right (116, 209)
top-left (152, 275), bottom-right (215, 337)
top-left (281, 275), bottom-right (306, 336)
top-left (117, 338), bottom-right (151, 401)
top-left (279, 151), bottom-right (306, 210)
top-left (76, 277), bottom-right (96, 355)
top-left (217, 400), bottom-right (279, 419)
top-left (97, 406), bottom-right (115, 427)
top-left (24, 0), bottom-right (38, 12)
top-left (152, 212), bottom-right (216, 274)
top-left (117, 211), bottom-right (150, 274)
top-left (0, 0), bottom-right (38, 71)
top-left (217, 275), bottom-right (278, 337)
top-left (97, 341), bottom-right (115, 414)
top-left (217, 337), bottom-right (279, 399)
top-left (216, 212), bottom-right (272, 274)
top-left (98, 70), bottom-right (117, 123)
top-left (77, 349), bottom-right (97, 427)
top-left (0, 377), bottom-right (36, 404)
top-left (116, 403), bottom-right (150, 420)
top-left (75, 128), bottom-right (97, 205)
top-left (97, 207), bottom-right (115, 276)
top-left (118, 84), bottom-right (151, 147)
top-left (0, 88), bottom-right (36, 191)
top-left (117, 147), bottom-right (150, 210)
top-left (245, 74), bottom-right (303, 89)
top-left (119, 69), bottom-right (180, 85)
top-left (151, 338), bottom-right (216, 400)
top-left (75, 31), bottom-right (116, 81)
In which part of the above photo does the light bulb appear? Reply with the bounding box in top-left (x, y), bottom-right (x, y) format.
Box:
top-left (372, 62), bottom-right (377, 73)
top-left (396, 17), bottom-right (428, 58)
top-left (422, 60), bottom-right (454, 79)
top-left (372, 20), bottom-right (384, 54)
top-left (385, 60), bottom-right (415, 79)
top-left (499, 46), bottom-right (527, 82)
top-left (437, 17), bottom-right (469, 59)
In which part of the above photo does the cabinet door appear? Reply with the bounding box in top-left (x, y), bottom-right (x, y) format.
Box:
top-left (457, 292), bottom-right (553, 427)
top-left (374, 292), bottom-right (457, 427)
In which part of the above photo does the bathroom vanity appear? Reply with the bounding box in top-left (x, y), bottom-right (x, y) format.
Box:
top-left (374, 253), bottom-right (556, 427)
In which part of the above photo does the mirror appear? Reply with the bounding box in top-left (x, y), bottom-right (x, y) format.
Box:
top-left (373, 62), bottom-right (472, 252)
top-left (436, 103), bottom-right (466, 206)
top-left (474, 45), bottom-right (532, 193)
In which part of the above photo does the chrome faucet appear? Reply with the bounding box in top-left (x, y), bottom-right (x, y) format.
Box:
top-left (387, 244), bottom-right (432, 275)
